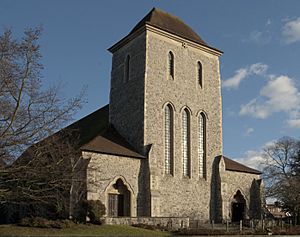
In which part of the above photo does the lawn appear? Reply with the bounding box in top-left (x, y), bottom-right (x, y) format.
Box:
top-left (0, 224), bottom-right (171, 236)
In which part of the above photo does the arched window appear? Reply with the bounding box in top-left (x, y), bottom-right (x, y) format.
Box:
top-left (199, 112), bottom-right (206, 178)
top-left (168, 51), bottom-right (174, 79)
top-left (164, 104), bottom-right (174, 175)
top-left (182, 108), bottom-right (191, 177)
top-left (124, 55), bottom-right (130, 82)
top-left (198, 61), bottom-right (203, 88)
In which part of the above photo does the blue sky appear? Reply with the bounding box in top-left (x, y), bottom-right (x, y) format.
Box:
top-left (1, 0), bottom-right (299, 169)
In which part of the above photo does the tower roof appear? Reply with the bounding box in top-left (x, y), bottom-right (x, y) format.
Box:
top-left (130, 8), bottom-right (208, 46)
top-left (109, 8), bottom-right (222, 53)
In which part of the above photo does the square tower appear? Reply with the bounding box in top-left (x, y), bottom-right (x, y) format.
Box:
top-left (108, 8), bottom-right (223, 218)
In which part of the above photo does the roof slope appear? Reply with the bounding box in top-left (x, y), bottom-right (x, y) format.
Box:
top-left (18, 104), bottom-right (145, 162)
top-left (130, 8), bottom-right (208, 46)
top-left (81, 126), bottom-right (145, 159)
top-left (223, 156), bottom-right (262, 174)
top-left (109, 8), bottom-right (222, 53)
top-left (66, 105), bottom-right (145, 158)
top-left (66, 104), bottom-right (109, 146)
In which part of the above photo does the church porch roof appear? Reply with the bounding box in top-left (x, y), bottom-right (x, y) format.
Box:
top-left (222, 156), bottom-right (262, 175)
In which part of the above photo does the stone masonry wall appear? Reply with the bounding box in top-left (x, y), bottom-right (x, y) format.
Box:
top-left (82, 151), bottom-right (142, 217)
top-left (144, 30), bottom-right (223, 220)
top-left (109, 32), bottom-right (146, 154)
top-left (105, 217), bottom-right (190, 230)
top-left (218, 157), bottom-right (261, 221)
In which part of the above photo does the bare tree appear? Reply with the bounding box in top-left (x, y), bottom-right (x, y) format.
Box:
top-left (0, 129), bottom-right (87, 220)
top-left (0, 27), bottom-right (86, 222)
top-left (0, 27), bottom-right (83, 163)
top-left (262, 137), bottom-right (300, 223)
top-left (0, 129), bottom-right (88, 222)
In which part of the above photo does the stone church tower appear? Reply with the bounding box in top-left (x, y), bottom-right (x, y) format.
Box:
top-left (67, 8), bottom-right (263, 223)
top-left (108, 8), bottom-right (223, 219)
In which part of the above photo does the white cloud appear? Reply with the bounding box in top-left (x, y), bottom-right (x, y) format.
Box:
top-left (222, 63), bottom-right (268, 90)
top-left (247, 30), bottom-right (271, 45)
top-left (287, 119), bottom-right (300, 128)
top-left (239, 76), bottom-right (300, 124)
top-left (234, 140), bottom-right (276, 171)
top-left (249, 63), bottom-right (268, 75)
top-left (266, 19), bottom-right (272, 26)
top-left (222, 68), bottom-right (248, 89)
top-left (234, 150), bottom-right (265, 171)
top-left (244, 127), bottom-right (254, 136)
top-left (240, 99), bottom-right (269, 119)
top-left (260, 76), bottom-right (299, 111)
top-left (282, 17), bottom-right (300, 44)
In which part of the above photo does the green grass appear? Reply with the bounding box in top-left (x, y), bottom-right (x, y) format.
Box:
top-left (0, 224), bottom-right (170, 236)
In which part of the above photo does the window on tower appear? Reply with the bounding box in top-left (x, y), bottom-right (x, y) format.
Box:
top-left (198, 61), bottom-right (203, 88)
top-left (182, 108), bottom-right (191, 177)
top-left (199, 112), bottom-right (206, 179)
top-left (168, 51), bottom-right (174, 79)
top-left (164, 104), bottom-right (174, 175)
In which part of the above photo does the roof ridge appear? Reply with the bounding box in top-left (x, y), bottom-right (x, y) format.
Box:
top-left (109, 8), bottom-right (222, 54)
top-left (128, 8), bottom-right (208, 47)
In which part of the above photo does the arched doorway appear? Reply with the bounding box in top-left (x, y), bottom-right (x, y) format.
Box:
top-left (107, 179), bottom-right (131, 217)
top-left (231, 190), bottom-right (246, 222)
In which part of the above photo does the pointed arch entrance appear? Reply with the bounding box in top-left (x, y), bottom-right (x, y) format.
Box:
top-left (107, 178), bottom-right (131, 217)
top-left (231, 190), bottom-right (246, 222)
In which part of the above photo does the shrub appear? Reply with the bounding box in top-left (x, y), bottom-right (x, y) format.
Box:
top-left (19, 217), bottom-right (33, 227)
top-left (19, 217), bottom-right (50, 228)
top-left (18, 217), bottom-right (75, 229)
top-left (73, 200), bottom-right (87, 223)
top-left (86, 200), bottom-right (106, 224)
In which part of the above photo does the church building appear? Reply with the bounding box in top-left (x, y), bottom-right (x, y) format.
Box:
top-left (70, 8), bottom-right (263, 223)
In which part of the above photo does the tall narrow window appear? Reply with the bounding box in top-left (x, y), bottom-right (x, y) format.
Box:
top-left (124, 55), bottom-right (130, 82)
top-left (198, 61), bottom-right (203, 88)
top-left (164, 104), bottom-right (174, 175)
top-left (182, 108), bottom-right (191, 177)
top-left (199, 112), bottom-right (206, 178)
top-left (168, 51), bottom-right (174, 79)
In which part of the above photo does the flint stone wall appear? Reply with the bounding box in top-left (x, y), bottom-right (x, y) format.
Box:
top-left (143, 29), bottom-right (223, 219)
top-left (219, 157), bottom-right (261, 221)
top-left (82, 151), bottom-right (143, 217)
top-left (105, 217), bottom-right (190, 230)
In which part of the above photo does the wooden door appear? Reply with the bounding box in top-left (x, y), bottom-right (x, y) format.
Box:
top-left (108, 194), bottom-right (118, 217)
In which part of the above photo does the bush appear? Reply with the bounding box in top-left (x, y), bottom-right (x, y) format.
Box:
top-left (86, 200), bottom-right (106, 224)
top-left (73, 200), bottom-right (88, 223)
top-left (18, 217), bottom-right (75, 229)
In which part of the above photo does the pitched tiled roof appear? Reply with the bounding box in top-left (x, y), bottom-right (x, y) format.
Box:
top-left (130, 8), bottom-right (208, 46)
top-left (18, 104), bottom-right (145, 162)
top-left (66, 104), bottom-right (109, 146)
top-left (223, 156), bottom-right (262, 175)
top-left (81, 126), bottom-right (145, 159)
top-left (109, 8), bottom-right (222, 53)
top-left (67, 105), bottom-right (145, 158)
